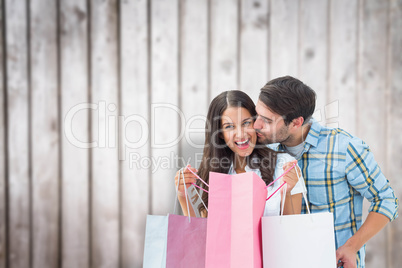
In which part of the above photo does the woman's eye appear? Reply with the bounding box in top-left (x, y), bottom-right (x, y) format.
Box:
top-left (224, 125), bottom-right (234, 129)
top-left (243, 121), bottom-right (252, 126)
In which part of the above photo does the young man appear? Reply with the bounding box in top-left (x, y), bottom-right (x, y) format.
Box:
top-left (254, 76), bottom-right (399, 268)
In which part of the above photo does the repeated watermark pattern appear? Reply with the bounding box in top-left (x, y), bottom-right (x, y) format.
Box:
top-left (64, 100), bottom-right (340, 172)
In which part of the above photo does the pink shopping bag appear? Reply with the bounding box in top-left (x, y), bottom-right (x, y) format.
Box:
top-left (166, 214), bottom-right (207, 268)
top-left (205, 171), bottom-right (267, 268)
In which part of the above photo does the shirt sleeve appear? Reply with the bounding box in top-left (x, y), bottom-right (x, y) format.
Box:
top-left (345, 138), bottom-right (399, 221)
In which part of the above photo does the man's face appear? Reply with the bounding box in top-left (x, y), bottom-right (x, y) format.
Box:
top-left (254, 100), bottom-right (291, 145)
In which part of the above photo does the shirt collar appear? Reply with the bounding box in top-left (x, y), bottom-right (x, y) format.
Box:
top-left (276, 118), bottom-right (321, 155)
top-left (304, 118), bottom-right (322, 148)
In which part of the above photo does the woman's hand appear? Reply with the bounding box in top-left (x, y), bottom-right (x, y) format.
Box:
top-left (174, 165), bottom-right (198, 197)
top-left (281, 160), bottom-right (301, 193)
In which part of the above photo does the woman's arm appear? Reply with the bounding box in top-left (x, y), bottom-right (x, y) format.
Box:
top-left (282, 193), bottom-right (302, 215)
top-left (281, 161), bottom-right (303, 215)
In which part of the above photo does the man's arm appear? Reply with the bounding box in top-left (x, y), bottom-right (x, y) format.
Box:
top-left (336, 212), bottom-right (389, 268)
top-left (345, 139), bottom-right (398, 221)
top-left (339, 138), bottom-right (399, 267)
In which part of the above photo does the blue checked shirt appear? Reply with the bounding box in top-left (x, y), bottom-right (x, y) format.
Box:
top-left (271, 120), bottom-right (399, 268)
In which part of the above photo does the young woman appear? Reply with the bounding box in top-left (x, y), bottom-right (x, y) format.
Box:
top-left (175, 90), bottom-right (305, 217)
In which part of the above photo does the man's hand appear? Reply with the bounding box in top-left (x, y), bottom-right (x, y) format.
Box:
top-left (336, 243), bottom-right (357, 268)
top-left (335, 212), bottom-right (389, 268)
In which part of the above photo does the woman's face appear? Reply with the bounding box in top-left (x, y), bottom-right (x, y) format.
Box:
top-left (220, 107), bottom-right (257, 158)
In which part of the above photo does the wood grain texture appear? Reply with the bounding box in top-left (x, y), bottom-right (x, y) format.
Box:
top-left (328, 0), bottom-right (358, 134)
top-left (388, 0), bottom-right (402, 267)
top-left (119, 0), bottom-right (149, 266)
top-left (357, 0), bottom-right (388, 165)
top-left (240, 0), bottom-right (269, 101)
top-left (60, 0), bottom-right (89, 267)
top-left (4, 1), bottom-right (30, 267)
top-left (0, 1), bottom-right (401, 267)
top-left (270, 0), bottom-right (299, 78)
top-left (210, 0), bottom-right (238, 98)
top-left (0, 0), bottom-right (6, 266)
top-left (299, 0), bottom-right (328, 122)
top-left (180, 0), bottom-right (208, 169)
top-left (30, 0), bottom-right (60, 267)
top-left (90, 0), bottom-right (120, 267)
top-left (358, 0), bottom-right (389, 266)
top-left (150, 0), bottom-right (179, 215)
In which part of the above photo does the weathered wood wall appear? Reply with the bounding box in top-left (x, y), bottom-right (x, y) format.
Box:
top-left (0, 0), bottom-right (401, 267)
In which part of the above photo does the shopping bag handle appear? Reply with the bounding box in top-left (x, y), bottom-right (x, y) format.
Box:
top-left (190, 182), bottom-right (209, 213)
top-left (185, 166), bottom-right (209, 193)
top-left (265, 163), bottom-right (311, 215)
top-left (265, 162), bottom-right (297, 190)
top-left (295, 166), bottom-right (311, 215)
top-left (280, 165), bottom-right (310, 216)
top-left (174, 168), bottom-right (191, 222)
top-left (265, 162), bottom-right (297, 201)
top-left (185, 166), bottom-right (209, 212)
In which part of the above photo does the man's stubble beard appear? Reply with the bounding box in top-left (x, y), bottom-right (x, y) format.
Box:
top-left (256, 124), bottom-right (291, 145)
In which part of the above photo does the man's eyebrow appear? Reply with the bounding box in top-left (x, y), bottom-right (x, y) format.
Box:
top-left (259, 115), bottom-right (272, 122)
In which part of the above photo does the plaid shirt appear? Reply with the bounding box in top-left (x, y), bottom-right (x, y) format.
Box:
top-left (272, 120), bottom-right (399, 268)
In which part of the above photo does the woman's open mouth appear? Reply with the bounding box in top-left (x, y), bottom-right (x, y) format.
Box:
top-left (235, 139), bottom-right (250, 149)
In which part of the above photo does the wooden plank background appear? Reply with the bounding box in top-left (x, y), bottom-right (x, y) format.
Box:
top-left (119, 0), bottom-right (149, 267)
top-left (0, 1), bottom-right (6, 267)
top-left (0, 0), bottom-right (401, 267)
top-left (60, 0), bottom-right (90, 267)
top-left (30, 0), bottom-right (60, 266)
top-left (4, 0), bottom-right (30, 267)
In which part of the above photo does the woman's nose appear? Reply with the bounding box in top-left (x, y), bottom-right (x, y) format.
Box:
top-left (236, 126), bottom-right (244, 137)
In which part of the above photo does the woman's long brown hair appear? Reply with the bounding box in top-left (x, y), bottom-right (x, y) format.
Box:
top-left (196, 90), bottom-right (277, 216)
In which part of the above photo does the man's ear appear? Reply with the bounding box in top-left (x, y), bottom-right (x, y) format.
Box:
top-left (291, 117), bottom-right (304, 128)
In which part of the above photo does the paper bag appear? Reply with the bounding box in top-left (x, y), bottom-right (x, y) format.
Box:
top-left (143, 215), bottom-right (168, 268)
top-left (166, 214), bottom-right (207, 268)
top-left (143, 168), bottom-right (207, 268)
top-left (262, 183), bottom-right (336, 268)
top-left (205, 171), bottom-right (267, 268)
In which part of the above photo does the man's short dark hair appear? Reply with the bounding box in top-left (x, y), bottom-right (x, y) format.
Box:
top-left (259, 76), bottom-right (316, 125)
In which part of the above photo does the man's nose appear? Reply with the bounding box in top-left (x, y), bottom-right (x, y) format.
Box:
top-left (254, 116), bottom-right (262, 130)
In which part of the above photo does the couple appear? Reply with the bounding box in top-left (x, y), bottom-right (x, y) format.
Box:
top-left (174, 76), bottom-right (398, 268)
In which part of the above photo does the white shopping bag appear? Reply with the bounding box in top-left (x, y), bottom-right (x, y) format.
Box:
top-left (262, 172), bottom-right (336, 268)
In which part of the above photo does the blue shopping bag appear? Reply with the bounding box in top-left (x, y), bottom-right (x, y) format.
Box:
top-left (143, 215), bottom-right (168, 267)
